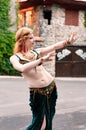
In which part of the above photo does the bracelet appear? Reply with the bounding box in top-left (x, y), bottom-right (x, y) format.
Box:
top-left (38, 58), bottom-right (43, 66)
top-left (64, 38), bottom-right (71, 47)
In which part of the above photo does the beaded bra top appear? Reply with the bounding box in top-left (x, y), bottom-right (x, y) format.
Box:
top-left (15, 49), bottom-right (40, 65)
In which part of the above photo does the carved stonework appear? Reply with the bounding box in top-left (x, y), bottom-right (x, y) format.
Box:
top-left (56, 49), bottom-right (71, 60)
top-left (75, 49), bottom-right (86, 60)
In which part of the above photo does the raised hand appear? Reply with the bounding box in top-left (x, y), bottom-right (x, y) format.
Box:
top-left (68, 32), bottom-right (77, 44)
top-left (42, 51), bottom-right (56, 62)
top-left (65, 32), bottom-right (77, 46)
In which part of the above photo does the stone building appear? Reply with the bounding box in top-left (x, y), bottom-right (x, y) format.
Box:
top-left (11, 0), bottom-right (86, 77)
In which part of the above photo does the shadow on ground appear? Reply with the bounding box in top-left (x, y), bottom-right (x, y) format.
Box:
top-left (0, 110), bottom-right (86, 130)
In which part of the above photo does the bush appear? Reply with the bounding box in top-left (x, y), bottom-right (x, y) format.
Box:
top-left (0, 0), bottom-right (20, 75)
top-left (84, 11), bottom-right (86, 27)
top-left (0, 30), bottom-right (21, 75)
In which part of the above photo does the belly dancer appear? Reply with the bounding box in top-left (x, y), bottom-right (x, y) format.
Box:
top-left (10, 27), bottom-right (77, 130)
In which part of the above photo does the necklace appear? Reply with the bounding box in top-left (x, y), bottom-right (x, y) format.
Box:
top-left (22, 50), bottom-right (37, 73)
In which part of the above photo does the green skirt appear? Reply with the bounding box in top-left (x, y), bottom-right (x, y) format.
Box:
top-left (26, 81), bottom-right (58, 130)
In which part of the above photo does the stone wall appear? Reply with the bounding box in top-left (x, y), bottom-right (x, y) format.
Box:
top-left (9, 3), bottom-right (86, 76)
top-left (9, 0), bottom-right (17, 31)
top-left (37, 5), bottom-right (86, 76)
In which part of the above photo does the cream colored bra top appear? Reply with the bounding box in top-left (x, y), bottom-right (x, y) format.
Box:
top-left (15, 49), bottom-right (41, 65)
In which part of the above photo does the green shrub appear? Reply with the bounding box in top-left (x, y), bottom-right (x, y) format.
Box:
top-left (0, 30), bottom-right (21, 75)
top-left (0, 0), bottom-right (20, 75)
top-left (84, 11), bottom-right (86, 27)
top-left (0, 0), bottom-right (10, 30)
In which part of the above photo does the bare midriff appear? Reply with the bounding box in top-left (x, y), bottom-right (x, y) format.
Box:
top-left (22, 65), bottom-right (54, 88)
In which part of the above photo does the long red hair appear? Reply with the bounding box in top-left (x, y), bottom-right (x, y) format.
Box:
top-left (13, 27), bottom-right (33, 54)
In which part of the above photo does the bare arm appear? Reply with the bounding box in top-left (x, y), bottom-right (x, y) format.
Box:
top-left (10, 55), bottom-right (43, 73)
top-left (38, 32), bottom-right (77, 56)
top-left (10, 53), bottom-right (54, 72)
top-left (38, 40), bottom-right (66, 56)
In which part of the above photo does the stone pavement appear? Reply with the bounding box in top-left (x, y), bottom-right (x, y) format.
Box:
top-left (0, 76), bottom-right (86, 130)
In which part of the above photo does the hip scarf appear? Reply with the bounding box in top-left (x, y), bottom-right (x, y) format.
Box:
top-left (26, 81), bottom-right (58, 130)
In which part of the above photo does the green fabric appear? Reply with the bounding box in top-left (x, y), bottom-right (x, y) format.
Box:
top-left (26, 83), bottom-right (58, 130)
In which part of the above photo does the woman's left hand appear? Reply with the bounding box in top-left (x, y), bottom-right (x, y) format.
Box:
top-left (68, 32), bottom-right (77, 44)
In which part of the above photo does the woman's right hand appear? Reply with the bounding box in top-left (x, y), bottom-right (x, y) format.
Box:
top-left (41, 51), bottom-right (56, 62)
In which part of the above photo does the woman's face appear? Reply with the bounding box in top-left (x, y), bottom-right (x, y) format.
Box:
top-left (25, 33), bottom-right (35, 49)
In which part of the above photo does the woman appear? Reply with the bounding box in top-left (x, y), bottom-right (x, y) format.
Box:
top-left (10, 27), bottom-right (76, 130)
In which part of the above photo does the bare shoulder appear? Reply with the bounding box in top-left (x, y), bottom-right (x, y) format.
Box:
top-left (10, 54), bottom-right (18, 64)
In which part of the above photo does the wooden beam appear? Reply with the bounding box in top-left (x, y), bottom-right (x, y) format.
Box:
top-left (18, 0), bottom-right (86, 10)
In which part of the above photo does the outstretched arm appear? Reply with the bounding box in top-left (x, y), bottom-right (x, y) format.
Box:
top-left (38, 32), bottom-right (77, 56)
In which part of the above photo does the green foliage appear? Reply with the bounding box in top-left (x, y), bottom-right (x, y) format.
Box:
top-left (0, 30), bottom-right (21, 75)
top-left (84, 11), bottom-right (86, 27)
top-left (0, 0), bottom-right (10, 30)
top-left (0, 0), bottom-right (20, 75)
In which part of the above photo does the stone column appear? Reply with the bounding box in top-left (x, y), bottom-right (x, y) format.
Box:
top-left (9, 0), bottom-right (17, 31)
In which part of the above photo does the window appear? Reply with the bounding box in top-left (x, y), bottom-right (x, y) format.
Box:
top-left (18, 7), bottom-right (34, 28)
top-left (65, 9), bottom-right (79, 26)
